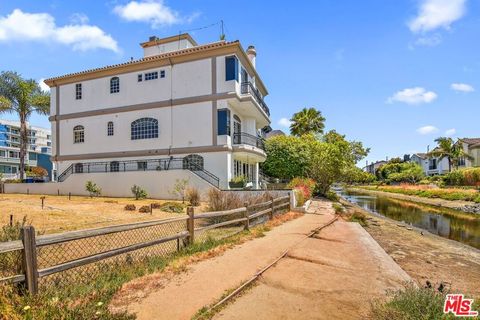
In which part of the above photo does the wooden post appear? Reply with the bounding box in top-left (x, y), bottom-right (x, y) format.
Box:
top-left (27, 189), bottom-right (29, 195)
top-left (150, 203), bottom-right (153, 215)
top-left (187, 207), bottom-right (194, 245)
top-left (68, 192), bottom-right (71, 200)
top-left (9, 214), bottom-right (13, 227)
top-left (243, 201), bottom-right (250, 230)
top-left (57, 189), bottom-right (60, 196)
top-left (270, 196), bottom-right (274, 219)
top-left (41, 197), bottom-right (44, 209)
top-left (21, 226), bottom-right (38, 295)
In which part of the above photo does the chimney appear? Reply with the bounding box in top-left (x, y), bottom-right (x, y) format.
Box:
top-left (149, 36), bottom-right (158, 42)
top-left (246, 45), bottom-right (256, 68)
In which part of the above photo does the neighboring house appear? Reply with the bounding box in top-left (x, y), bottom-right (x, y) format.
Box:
top-left (410, 152), bottom-right (450, 176)
top-left (0, 119), bottom-right (52, 180)
top-left (44, 33), bottom-right (270, 190)
top-left (265, 130), bottom-right (285, 139)
top-left (363, 160), bottom-right (387, 175)
top-left (459, 138), bottom-right (480, 168)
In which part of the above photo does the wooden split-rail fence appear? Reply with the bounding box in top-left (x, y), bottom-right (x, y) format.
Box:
top-left (0, 195), bottom-right (291, 294)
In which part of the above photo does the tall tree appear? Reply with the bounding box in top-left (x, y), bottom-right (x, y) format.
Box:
top-left (0, 72), bottom-right (50, 180)
top-left (289, 107), bottom-right (325, 136)
top-left (429, 137), bottom-right (473, 171)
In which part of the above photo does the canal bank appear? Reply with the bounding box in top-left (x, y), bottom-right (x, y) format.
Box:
top-left (337, 190), bottom-right (480, 297)
top-left (349, 187), bottom-right (479, 213)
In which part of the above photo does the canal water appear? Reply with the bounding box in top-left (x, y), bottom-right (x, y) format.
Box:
top-left (337, 188), bottom-right (480, 250)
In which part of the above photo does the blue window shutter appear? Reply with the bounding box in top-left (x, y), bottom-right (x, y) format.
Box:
top-left (225, 56), bottom-right (238, 81)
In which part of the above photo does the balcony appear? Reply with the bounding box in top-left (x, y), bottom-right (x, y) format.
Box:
top-left (233, 133), bottom-right (265, 151)
top-left (240, 82), bottom-right (270, 117)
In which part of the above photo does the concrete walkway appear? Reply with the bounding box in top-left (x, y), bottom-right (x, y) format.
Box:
top-left (119, 200), bottom-right (410, 320)
top-left (215, 200), bottom-right (411, 319)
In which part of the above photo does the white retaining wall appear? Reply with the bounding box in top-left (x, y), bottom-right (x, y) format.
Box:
top-left (4, 170), bottom-right (215, 200)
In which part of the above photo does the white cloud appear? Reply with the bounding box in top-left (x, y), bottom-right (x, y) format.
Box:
top-left (38, 79), bottom-right (50, 92)
top-left (451, 83), bottom-right (474, 92)
top-left (387, 87), bottom-right (438, 105)
top-left (408, 0), bottom-right (467, 33)
top-left (0, 9), bottom-right (119, 52)
top-left (278, 118), bottom-right (291, 128)
top-left (113, 0), bottom-right (181, 28)
top-left (445, 128), bottom-right (456, 136)
top-left (417, 125), bottom-right (439, 135)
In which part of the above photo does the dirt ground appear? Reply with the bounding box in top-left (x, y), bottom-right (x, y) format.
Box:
top-left (342, 200), bottom-right (480, 298)
top-left (112, 200), bottom-right (410, 320)
top-left (0, 194), bottom-right (206, 234)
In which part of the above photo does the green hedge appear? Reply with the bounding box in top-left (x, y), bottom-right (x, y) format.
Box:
top-left (444, 167), bottom-right (480, 186)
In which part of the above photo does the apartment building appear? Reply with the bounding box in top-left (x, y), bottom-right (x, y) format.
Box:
top-left (44, 34), bottom-right (270, 190)
top-left (0, 119), bottom-right (52, 179)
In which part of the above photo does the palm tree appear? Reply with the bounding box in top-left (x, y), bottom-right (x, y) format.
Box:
top-left (0, 71), bottom-right (50, 180)
top-left (289, 107), bottom-right (326, 136)
top-left (428, 137), bottom-right (473, 172)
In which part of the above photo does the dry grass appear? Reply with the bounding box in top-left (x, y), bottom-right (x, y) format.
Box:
top-left (0, 194), bottom-right (208, 234)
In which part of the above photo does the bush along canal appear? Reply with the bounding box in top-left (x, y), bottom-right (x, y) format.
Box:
top-left (337, 188), bottom-right (480, 250)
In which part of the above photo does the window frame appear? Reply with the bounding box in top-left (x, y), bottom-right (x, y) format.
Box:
top-left (183, 154), bottom-right (204, 171)
top-left (217, 108), bottom-right (231, 136)
top-left (131, 118), bottom-right (159, 140)
top-left (75, 83), bottom-right (82, 100)
top-left (137, 74), bottom-right (143, 82)
top-left (107, 121), bottom-right (114, 136)
top-left (110, 77), bottom-right (120, 94)
top-left (145, 71), bottom-right (158, 81)
top-left (73, 125), bottom-right (85, 144)
top-left (225, 56), bottom-right (239, 81)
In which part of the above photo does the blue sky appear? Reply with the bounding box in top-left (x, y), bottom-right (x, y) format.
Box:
top-left (0, 0), bottom-right (478, 165)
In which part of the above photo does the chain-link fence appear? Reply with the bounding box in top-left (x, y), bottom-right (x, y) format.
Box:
top-left (0, 195), bottom-right (291, 294)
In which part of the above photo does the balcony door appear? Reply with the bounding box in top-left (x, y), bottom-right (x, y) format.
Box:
top-left (233, 115), bottom-right (241, 144)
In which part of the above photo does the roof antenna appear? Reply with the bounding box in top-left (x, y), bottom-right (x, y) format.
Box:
top-left (220, 20), bottom-right (225, 40)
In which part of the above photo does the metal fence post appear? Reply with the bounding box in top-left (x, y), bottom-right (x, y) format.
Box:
top-left (243, 201), bottom-right (250, 230)
top-left (21, 226), bottom-right (38, 294)
top-left (187, 207), bottom-right (194, 245)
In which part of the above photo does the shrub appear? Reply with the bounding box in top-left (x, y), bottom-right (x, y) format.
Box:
top-left (170, 179), bottom-right (189, 202)
top-left (287, 177), bottom-right (315, 199)
top-left (138, 205), bottom-right (151, 213)
top-left (85, 181), bottom-right (101, 197)
top-left (369, 284), bottom-right (479, 319)
top-left (293, 188), bottom-right (305, 207)
top-left (186, 187), bottom-right (200, 206)
top-left (207, 188), bottom-right (243, 211)
top-left (160, 202), bottom-right (185, 213)
top-left (131, 185), bottom-right (147, 200)
top-left (444, 168), bottom-right (480, 186)
top-left (151, 202), bottom-right (162, 209)
top-left (325, 190), bottom-right (339, 201)
top-left (124, 204), bottom-right (136, 211)
top-left (332, 203), bottom-right (344, 214)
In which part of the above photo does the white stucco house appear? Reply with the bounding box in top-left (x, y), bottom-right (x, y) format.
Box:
top-left (410, 153), bottom-right (450, 176)
top-left (6, 34), bottom-right (271, 197)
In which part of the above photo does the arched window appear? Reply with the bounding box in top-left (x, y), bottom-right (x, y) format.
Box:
top-left (107, 121), bottom-right (114, 136)
top-left (131, 118), bottom-right (158, 140)
top-left (73, 125), bottom-right (84, 143)
top-left (110, 161), bottom-right (119, 172)
top-left (110, 77), bottom-right (120, 93)
top-left (74, 163), bottom-right (83, 173)
top-left (183, 154), bottom-right (204, 171)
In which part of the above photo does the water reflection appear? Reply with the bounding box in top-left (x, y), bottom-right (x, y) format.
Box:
top-left (337, 188), bottom-right (480, 250)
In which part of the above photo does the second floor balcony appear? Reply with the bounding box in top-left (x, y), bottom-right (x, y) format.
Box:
top-left (240, 82), bottom-right (270, 117)
top-left (233, 132), bottom-right (265, 151)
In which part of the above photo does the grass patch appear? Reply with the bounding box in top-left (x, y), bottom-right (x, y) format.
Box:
top-left (0, 212), bottom-right (301, 320)
top-left (370, 284), bottom-right (480, 320)
top-left (358, 185), bottom-right (480, 203)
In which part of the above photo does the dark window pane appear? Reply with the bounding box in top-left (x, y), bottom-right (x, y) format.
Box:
top-left (217, 109), bottom-right (230, 135)
top-left (225, 56), bottom-right (238, 81)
